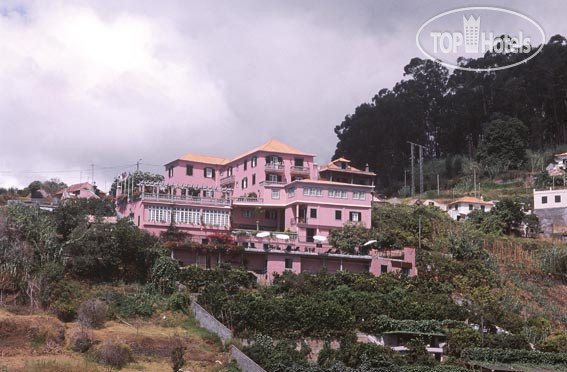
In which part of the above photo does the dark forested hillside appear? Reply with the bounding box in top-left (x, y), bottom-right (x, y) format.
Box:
top-left (334, 35), bottom-right (567, 193)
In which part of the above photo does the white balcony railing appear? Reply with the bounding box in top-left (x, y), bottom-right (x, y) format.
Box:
top-left (265, 163), bottom-right (284, 172)
top-left (233, 196), bottom-right (264, 204)
top-left (142, 193), bottom-right (231, 206)
top-left (290, 166), bottom-right (310, 174)
top-left (220, 175), bottom-right (235, 185)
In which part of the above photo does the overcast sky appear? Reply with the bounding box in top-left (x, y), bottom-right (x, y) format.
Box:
top-left (0, 0), bottom-right (565, 190)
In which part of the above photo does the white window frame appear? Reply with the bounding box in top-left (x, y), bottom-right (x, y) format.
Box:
top-left (271, 189), bottom-right (280, 200)
top-left (353, 191), bottom-right (366, 200)
top-left (287, 187), bottom-right (295, 198)
top-left (303, 187), bottom-right (322, 197)
top-left (205, 167), bottom-right (214, 178)
top-left (329, 189), bottom-right (348, 199)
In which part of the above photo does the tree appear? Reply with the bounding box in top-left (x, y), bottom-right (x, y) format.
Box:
top-left (329, 223), bottom-right (374, 254)
top-left (490, 198), bottom-right (526, 234)
top-left (476, 116), bottom-right (528, 173)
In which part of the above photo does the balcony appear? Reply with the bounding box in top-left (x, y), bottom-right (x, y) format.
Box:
top-left (233, 196), bottom-right (264, 204)
top-left (265, 163), bottom-right (285, 173)
top-left (290, 166), bottom-right (310, 175)
top-left (220, 175), bottom-right (235, 186)
top-left (261, 177), bottom-right (287, 186)
top-left (232, 228), bottom-right (298, 241)
top-left (141, 193), bottom-right (231, 206)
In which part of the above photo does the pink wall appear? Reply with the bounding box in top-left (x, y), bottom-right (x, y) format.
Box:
top-left (165, 160), bottom-right (220, 189)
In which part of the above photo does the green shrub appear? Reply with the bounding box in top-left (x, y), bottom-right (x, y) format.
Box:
top-left (461, 347), bottom-right (567, 366)
top-left (151, 256), bottom-right (180, 294)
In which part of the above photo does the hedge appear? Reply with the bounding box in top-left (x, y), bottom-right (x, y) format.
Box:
top-left (362, 315), bottom-right (445, 335)
top-left (462, 347), bottom-right (567, 366)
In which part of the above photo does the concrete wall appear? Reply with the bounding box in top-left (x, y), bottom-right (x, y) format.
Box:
top-left (230, 345), bottom-right (267, 372)
top-left (534, 207), bottom-right (567, 235)
top-left (190, 301), bottom-right (233, 342)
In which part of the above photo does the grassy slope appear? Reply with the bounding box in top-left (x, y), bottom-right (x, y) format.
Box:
top-left (0, 308), bottom-right (237, 372)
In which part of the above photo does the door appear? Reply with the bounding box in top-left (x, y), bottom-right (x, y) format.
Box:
top-left (306, 228), bottom-right (315, 243)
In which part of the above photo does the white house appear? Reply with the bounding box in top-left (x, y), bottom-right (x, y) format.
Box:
top-left (447, 197), bottom-right (494, 221)
top-left (554, 151), bottom-right (567, 170)
top-left (409, 199), bottom-right (448, 211)
top-left (533, 188), bottom-right (567, 210)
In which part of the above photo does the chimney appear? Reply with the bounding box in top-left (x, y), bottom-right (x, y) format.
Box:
top-left (313, 163), bottom-right (319, 180)
top-left (365, 163), bottom-right (370, 172)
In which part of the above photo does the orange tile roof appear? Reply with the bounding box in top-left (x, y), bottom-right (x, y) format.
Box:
top-left (232, 139), bottom-right (314, 160)
top-left (178, 153), bottom-right (230, 165)
top-left (175, 139), bottom-right (314, 166)
top-left (555, 152), bottom-right (567, 157)
top-left (320, 158), bottom-right (376, 176)
top-left (447, 196), bottom-right (494, 206)
top-left (291, 179), bottom-right (374, 188)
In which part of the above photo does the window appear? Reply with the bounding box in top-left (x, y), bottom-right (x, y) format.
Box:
top-left (147, 205), bottom-right (171, 223)
top-left (294, 158), bottom-right (304, 166)
top-left (203, 190), bottom-right (214, 198)
top-left (202, 209), bottom-right (229, 226)
top-left (227, 166), bottom-right (233, 176)
top-left (186, 165), bottom-right (193, 176)
top-left (243, 160), bottom-right (247, 171)
top-left (469, 204), bottom-right (473, 211)
top-left (335, 210), bottom-right (342, 220)
top-left (349, 211), bottom-right (361, 222)
top-left (242, 209), bottom-right (252, 218)
top-left (329, 189), bottom-right (348, 198)
top-left (287, 187), bottom-right (295, 198)
top-left (556, 195), bottom-right (561, 203)
top-left (429, 202), bottom-right (434, 206)
top-left (272, 190), bottom-right (280, 200)
top-left (402, 268), bottom-right (410, 276)
top-left (168, 167), bottom-right (174, 178)
top-left (292, 176), bottom-right (304, 181)
top-left (310, 208), bottom-right (317, 219)
top-left (173, 207), bottom-right (200, 224)
top-left (353, 191), bottom-right (366, 200)
top-left (242, 177), bottom-right (248, 189)
top-left (266, 210), bottom-right (277, 220)
top-left (251, 156), bottom-right (257, 168)
top-left (481, 205), bottom-right (485, 211)
top-left (542, 196), bottom-right (548, 204)
top-left (285, 258), bottom-right (293, 270)
top-left (267, 174), bottom-right (282, 183)
top-left (204, 167), bottom-right (215, 178)
top-left (381, 265), bottom-right (388, 274)
top-left (454, 204), bottom-right (458, 210)
top-left (341, 162), bottom-right (347, 169)
top-left (303, 187), bottom-right (322, 196)
top-left (252, 174), bottom-right (256, 185)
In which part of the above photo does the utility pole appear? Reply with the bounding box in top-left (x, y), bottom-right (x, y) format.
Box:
top-left (419, 146), bottom-right (423, 196)
top-left (91, 163), bottom-right (95, 185)
top-left (473, 167), bottom-right (477, 198)
top-left (410, 144), bottom-right (415, 196)
top-left (437, 174), bottom-right (440, 196)
top-left (408, 141), bottom-right (426, 197)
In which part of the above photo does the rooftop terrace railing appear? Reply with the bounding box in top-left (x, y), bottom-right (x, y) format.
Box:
top-left (142, 193), bottom-right (231, 206)
top-left (233, 196), bottom-right (264, 204)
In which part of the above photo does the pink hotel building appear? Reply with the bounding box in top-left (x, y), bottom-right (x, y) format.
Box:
top-left (117, 140), bottom-right (416, 281)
